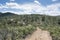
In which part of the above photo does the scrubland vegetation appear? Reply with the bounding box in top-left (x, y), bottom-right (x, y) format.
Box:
top-left (0, 12), bottom-right (60, 40)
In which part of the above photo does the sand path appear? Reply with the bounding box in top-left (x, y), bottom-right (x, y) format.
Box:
top-left (25, 27), bottom-right (52, 40)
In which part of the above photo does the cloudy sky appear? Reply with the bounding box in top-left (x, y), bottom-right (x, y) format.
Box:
top-left (0, 0), bottom-right (60, 16)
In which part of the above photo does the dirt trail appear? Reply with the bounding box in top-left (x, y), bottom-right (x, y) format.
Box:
top-left (25, 27), bottom-right (52, 40)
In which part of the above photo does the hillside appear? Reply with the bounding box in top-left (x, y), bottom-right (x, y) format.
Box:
top-left (0, 12), bottom-right (60, 40)
top-left (0, 12), bottom-right (17, 17)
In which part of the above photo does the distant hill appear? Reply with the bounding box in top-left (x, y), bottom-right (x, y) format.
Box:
top-left (0, 12), bottom-right (2, 15)
top-left (0, 12), bottom-right (60, 26)
top-left (0, 12), bottom-right (17, 17)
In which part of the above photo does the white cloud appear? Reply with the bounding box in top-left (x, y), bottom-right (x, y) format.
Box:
top-left (52, 0), bottom-right (58, 2)
top-left (0, 2), bottom-right (60, 16)
top-left (34, 0), bottom-right (40, 4)
top-left (10, 0), bottom-right (15, 2)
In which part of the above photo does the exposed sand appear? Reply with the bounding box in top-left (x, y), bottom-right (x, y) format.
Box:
top-left (25, 27), bottom-right (52, 40)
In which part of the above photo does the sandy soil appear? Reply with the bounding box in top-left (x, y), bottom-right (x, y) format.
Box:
top-left (25, 27), bottom-right (52, 40)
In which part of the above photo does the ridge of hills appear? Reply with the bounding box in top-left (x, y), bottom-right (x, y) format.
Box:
top-left (0, 12), bottom-right (17, 17)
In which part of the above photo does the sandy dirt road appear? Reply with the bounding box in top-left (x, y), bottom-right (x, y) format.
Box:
top-left (25, 27), bottom-right (52, 40)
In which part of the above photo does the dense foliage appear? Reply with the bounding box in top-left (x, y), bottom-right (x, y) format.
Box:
top-left (0, 12), bottom-right (60, 40)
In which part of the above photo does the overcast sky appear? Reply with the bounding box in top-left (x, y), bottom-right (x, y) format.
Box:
top-left (0, 0), bottom-right (60, 16)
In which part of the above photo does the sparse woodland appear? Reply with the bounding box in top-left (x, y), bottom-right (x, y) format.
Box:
top-left (0, 12), bottom-right (60, 40)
